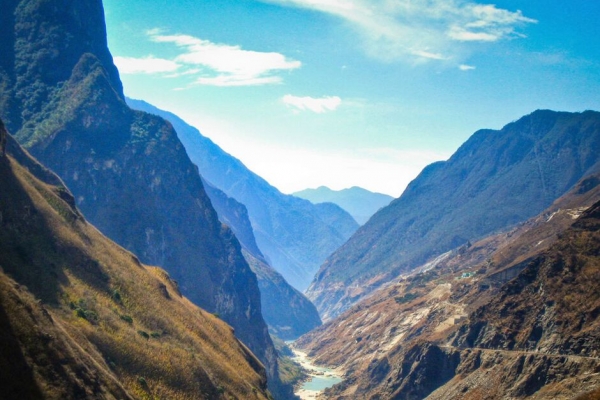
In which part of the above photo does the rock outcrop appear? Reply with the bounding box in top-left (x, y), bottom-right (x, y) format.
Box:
top-left (204, 179), bottom-right (322, 339)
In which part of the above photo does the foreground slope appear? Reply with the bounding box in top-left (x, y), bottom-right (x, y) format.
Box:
top-left (0, 131), bottom-right (270, 399)
top-left (0, 1), bottom-right (287, 396)
top-left (127, 98), bottom-right (359, 291)
top-left (203, 180), bottom-right (322, 340)
top-left (293, 186), bottom-right (394, 225)
top-left (308, 110), bottom-right (600, 320)
top-left (296, 173), bottom-right (600, 399)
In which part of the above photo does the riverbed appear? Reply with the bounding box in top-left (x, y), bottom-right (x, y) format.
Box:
top-left (290, 347), bottom-right (343, 399)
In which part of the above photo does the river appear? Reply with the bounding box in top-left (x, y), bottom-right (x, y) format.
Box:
top-left (290, 347), bottom-right (343, 399)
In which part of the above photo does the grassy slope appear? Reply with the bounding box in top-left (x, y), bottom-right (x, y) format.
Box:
top-left (0, 136), bottom-right (270, 399)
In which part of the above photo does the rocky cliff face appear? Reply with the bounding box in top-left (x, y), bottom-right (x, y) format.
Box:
top-left (295, 175), bottom-right (600, 399)
top-left (0, 128), bottom-right (270, 399)
top-left (0, 1), bottom-right (288, 397)
top-left (244, 251), bottom-right (322, 340)
top-left (308, 110), bottom-right (600, 321)
top-left (0, 0), bottom-right (123, 133)
top-left (203, 178), bottom-right (266, 262)
top-left (127, 98), bottom-right (359, 291)
top-left (203, 179), bottom-right (322, 340)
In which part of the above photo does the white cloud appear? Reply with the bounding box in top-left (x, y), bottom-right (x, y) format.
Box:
top-left (459, 64), bottom-right (476, 71)
top-left (261, 0), bottom-right (536, 64)
top-left (148, 32), bottom-right (301, 86)
top-left (114, 31), bottom-right (301, 86)
top-left (113, 56), bottom-right (180, 74)
top-left (282, 95), bottom-right (342, 113)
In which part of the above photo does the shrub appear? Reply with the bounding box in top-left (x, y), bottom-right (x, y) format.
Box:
top-left (111, 289), bottom-right (122, 303)
top-left (120, 314), bottom-right (133, 324)
top-left (73, 299), bottom-right (98, 323)
top-left (138, 330), bottom-right (150, 339)
top-left (394, 292), bottom-right (419, 304)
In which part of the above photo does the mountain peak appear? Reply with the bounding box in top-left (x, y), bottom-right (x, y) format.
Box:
top-left (294, 186), bottom-right (394, 225)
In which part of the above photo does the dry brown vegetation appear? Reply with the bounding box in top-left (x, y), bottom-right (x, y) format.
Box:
top-left (0, 145), bottom-right (271, 399)
top-left (295, 172), bottom-right (600, 399)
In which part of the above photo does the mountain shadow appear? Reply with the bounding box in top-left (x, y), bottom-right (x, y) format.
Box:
top-left (127, 98), bottom-right (359, 292)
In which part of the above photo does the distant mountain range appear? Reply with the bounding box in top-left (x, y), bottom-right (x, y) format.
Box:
top-left (293, 186), bottom-right (394, 225)
top-left (128, 98), bottom-right (359, 292)
top-left (308, 110), bottom-right (600, 321)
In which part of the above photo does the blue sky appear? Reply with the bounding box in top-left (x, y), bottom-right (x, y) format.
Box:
top-left (103, 0), bottom-right (600, 196)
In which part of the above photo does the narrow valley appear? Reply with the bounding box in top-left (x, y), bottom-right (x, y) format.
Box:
top-left (1, 1), bottom-right (599, 399)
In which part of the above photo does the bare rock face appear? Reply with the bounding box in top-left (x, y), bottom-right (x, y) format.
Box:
top-left (202, 179), bottom-right (322, 339)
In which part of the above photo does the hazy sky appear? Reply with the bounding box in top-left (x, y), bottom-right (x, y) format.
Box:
top-left (103, 0), bottom-right (600, 196)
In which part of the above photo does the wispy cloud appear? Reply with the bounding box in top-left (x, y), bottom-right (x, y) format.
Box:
top-left (114, 30), bottom-right (301, 87)
top-left (283, 95), bottom-right (342, 113)
top-left (114, 56), bottom-right (180, 74)
top-left (459, 64), bottom-right (476, 71)
top-left (261, 0), bottom-right (536, 64)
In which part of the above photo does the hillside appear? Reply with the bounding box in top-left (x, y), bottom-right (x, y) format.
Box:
top-left (295, 173), bottom-right (600, 399)
top-left (202, 179), bottom-right (265, 261)
top-left (127, 98), bottom-right (359, 291)
top-left (307, 110), bottom-right (600, 320)
top-left (203, 179), bottom-right (322, 339)
top-left (244, 252), bottom-right (322, 340)
top-left (0, 1), bottom-right (288, 397)
top-left (293, 186), bottom-right (394, 225)
top-left (0, 130), bottom-right (270, 399)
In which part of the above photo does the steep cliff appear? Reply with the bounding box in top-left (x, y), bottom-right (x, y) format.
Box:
top-left (127, 98), bottom-right (359, 291)
top-left (308, 110), bottom-right (600, 320)
top-left (203, 179), bottom-right (322, 340)
top-left (0, 129), bottom-right (270, 399)
top-left (0, 1), bottom-right (288, 397)
top-left (244, 251), bottom-right (322, 340)
top-left (0, 0), bottom-right (123, 133)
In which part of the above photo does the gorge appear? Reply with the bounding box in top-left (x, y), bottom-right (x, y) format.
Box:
top-left (0, 1), bottom-right (599, 399)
